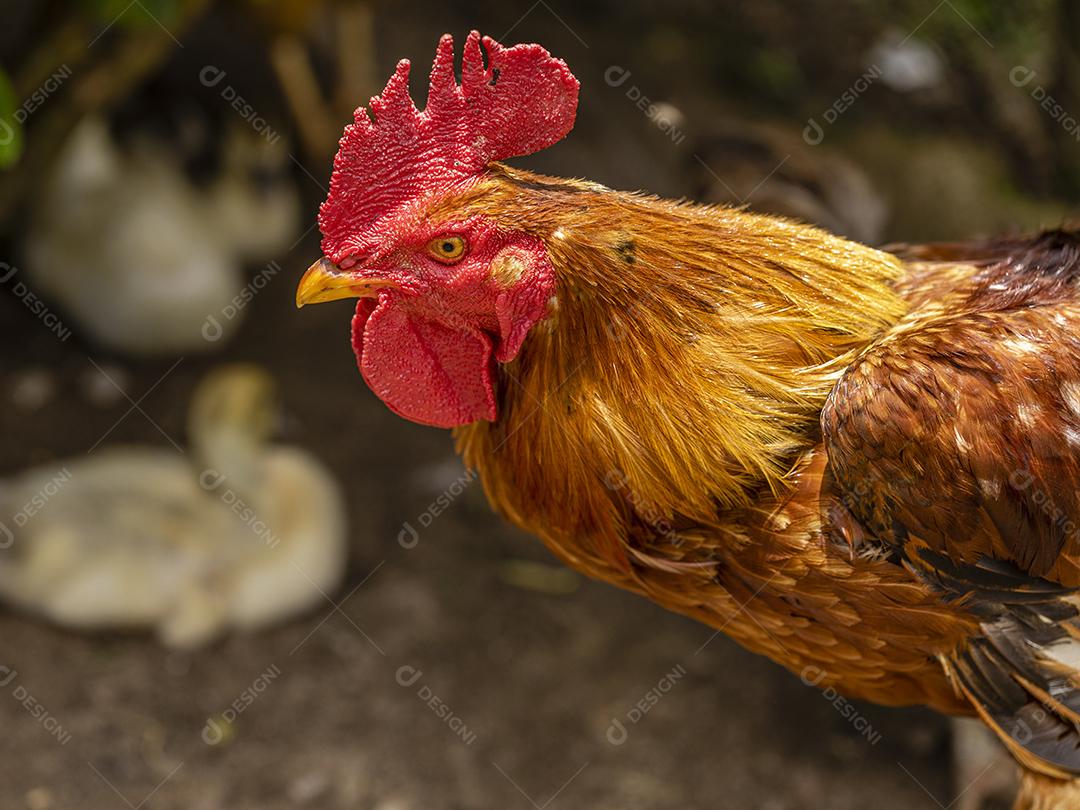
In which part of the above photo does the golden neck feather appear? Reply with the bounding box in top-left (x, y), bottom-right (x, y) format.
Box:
top-left (448, 165), bottom-right (906, 573)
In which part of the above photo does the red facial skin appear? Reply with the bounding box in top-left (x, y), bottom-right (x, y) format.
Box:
top-left (314, 31), bottom-right (576, 428)
top-left (341, 212), bottom-right (555, 428)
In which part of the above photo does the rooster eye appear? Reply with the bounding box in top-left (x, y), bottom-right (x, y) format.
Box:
top-left (427, 236), bottom-right (467, 263)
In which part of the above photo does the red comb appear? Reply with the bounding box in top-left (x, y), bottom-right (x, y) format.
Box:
top-left (318, 31), bottom-right (580, 261)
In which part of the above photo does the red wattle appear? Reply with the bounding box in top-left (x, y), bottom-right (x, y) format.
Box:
top-left (351, 295), bottom-right (497, 428)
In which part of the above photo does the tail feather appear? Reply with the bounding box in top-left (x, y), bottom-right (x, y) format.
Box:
top-left (952, 607), bottom-right (1080, 780)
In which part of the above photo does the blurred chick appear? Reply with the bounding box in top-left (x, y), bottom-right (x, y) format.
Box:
top-left (0, 364), bottom-right (347, 648)
top-left (23, 116), bottom-right (299, 354)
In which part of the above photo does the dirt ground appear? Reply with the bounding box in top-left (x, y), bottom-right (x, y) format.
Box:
top-left (1, 0), bottom-right (1076, 807)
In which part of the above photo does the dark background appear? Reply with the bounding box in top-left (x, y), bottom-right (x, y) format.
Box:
top-left (0, 1), bottom-right (1076, 808)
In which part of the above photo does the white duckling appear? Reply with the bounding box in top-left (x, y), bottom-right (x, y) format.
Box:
top-left (0, 364), bottom-right (347, 648)
top-left (22, 116), bottom-right (299, 354)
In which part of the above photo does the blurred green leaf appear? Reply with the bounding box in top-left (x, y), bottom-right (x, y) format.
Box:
top-left (751, 49), bottom-right (803, 100)
top-left (80, 0), bottom-right (183, 28)
top-left (0, 67), bottom-right (23, 170)
top-left (498, 559), bottom-right (581, 596)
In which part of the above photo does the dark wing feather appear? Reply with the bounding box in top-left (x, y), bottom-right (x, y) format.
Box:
top-left (824, 228), bottom-right (1080, 778)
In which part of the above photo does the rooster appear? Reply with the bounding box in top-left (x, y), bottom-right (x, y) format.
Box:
top-left (297, 32), bottom-right (1080, 809)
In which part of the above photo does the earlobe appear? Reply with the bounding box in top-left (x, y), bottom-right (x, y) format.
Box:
top-left (493, 250), bottom-right (556, 363)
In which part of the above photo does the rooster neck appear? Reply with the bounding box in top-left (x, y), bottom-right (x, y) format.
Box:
top-left (451, 166), bottom-right (907, 576)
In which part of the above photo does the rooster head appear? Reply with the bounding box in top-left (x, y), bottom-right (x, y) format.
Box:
top-left (296, 32), bottom-right (579, 428)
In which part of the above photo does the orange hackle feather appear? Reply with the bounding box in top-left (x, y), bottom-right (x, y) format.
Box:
top-left (447, 164), bottom-right (905, 561)
top-left (443, 165), bottom-right (976, 710)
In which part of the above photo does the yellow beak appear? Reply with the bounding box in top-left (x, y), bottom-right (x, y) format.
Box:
top-left (295, 258), bottom-right (396, 308)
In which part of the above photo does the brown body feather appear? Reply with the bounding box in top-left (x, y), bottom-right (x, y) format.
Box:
top-left (440, 166), bottom-right (1080, 806)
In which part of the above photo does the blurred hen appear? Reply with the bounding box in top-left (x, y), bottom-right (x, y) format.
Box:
top-left (23, 104), bottom-right (298, 354)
